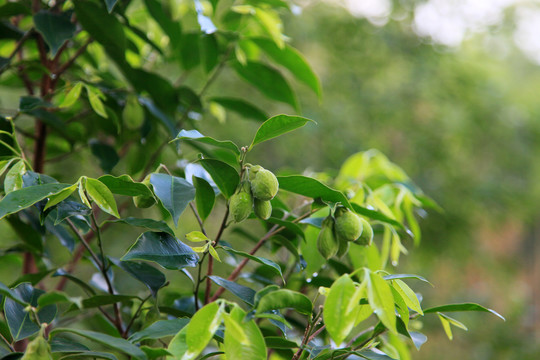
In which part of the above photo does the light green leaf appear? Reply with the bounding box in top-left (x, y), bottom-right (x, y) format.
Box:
top-left (85, 85), bottom-right (108, 118)
top-left (185, 302), bottom-right (223, 360)
top-left (0, 183), bottom-right (71, 220)
top-left (423, 303), bottom-right (504, 321)
top-left (59, 82), bottom-right (83, 108)
top-left (250, 114), bottom-right (314, 149)
top-left (256, 289), bottom-right (312, 315)
top-left (253, 8), bottom-right (284, 48)
top-left (185, 231), bottom-right (210, 243)
top-left (366, 270), bottom-right (397, 333)
top-left (437, 313), bottom-right (468, 340)
top-left (393, 279), bottom-right (423, 315)
top-left (224, 305), bottom-right (267, 360)
top-left (208, 245), bottom-right (221, 262)
top-left (84, 178), bottom-right (120, 218)
top-left (4, 159), bottom-right (25, 194)
top-left (43, 184), bottom-right (77, 211)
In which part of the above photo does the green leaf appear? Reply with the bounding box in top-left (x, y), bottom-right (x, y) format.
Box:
top-left (185, 302), bottom-right (223, 360)
top-left (199, 159), bottom-right (239, 199)
top-left (107, 217), bottom-right (174, 236)
top-left (277, 175), bottom-right (351, 208)
top-left (85, 85), bottom-right (108, 119)
top-left (129, 319), bottom-right (189, 343)
top-left (105, 0), bottom-right (118, 13)
top-left (33, 11), bottom-right (76, 56)
top-left (97, 175), bottom-right (154, 198)
top-left (209, 97), bottom-right (267, 122)
top-left (4, 283), bottom-right (56, 341)
top-left (233, 61), bottom-right (298, 110)
top-left (37, 291), bottom-right (80, 309)
top-left (150, 173), bottom-right (195, 227)
top-left (423, 303), bottom-right (505, 321)
top-left (59, 83), bottom-right (83, 108)
top-left (112, 259), bottom-right (166, 298)
top-left (253, 8), bottom-right (284, 48)
top-left (383, 274), bottom-right (430, 284)
top-left (173, 129), bottom-right (240, 155)
top-left (351, 203), bottom-right (404, 229)
top-left (121, 231), bottom-right (199, 270)
top-left (437, 313), bottom-right (468, 340)
top-left (0, 183), bottom-right (71, 220)
top-left (59, 351), bottom-right (118, 360)
top-left (323, 275), bottom-right (364, 345)
top-left (90, 141), bottom-right (119, 173)
top-left (73, 0), bottom-right (126, 64)
top-left (50, 328), bottom-right (147, 360)
top-left (266, 217), bottom-right (305, 240)
top-left (251, 37), bottom-right (321, 98)
top-left (185, 231), bottom-right (210, 243)
top-left (43, 184), bottom-right (77, 211)
top-left (366, 270), bottom-right (397, 334)
top-left (256, 289), bottom-right (312, 315)
top-left (250, 114), bottom-right (314, 149)
top-left (264, 337), bottom-right (298, 349)
top-left (221, 246), bottom-right (283, 280)
top-left (0, 282), bottom-right (27, 305)
top-left (392, 279), bottom-right (423, 315)
top-left (166, 327), bottom-right (188, 359)
top-left (193, 176), bottom-right (215, 222)
top-left (224, 305), bottom-right (267, 360)
top-left (81, 295), bottom-right (138, 309)
top-left (208, 276), bottom-right (256, 306)
top-left (143, 0), bottom-right (181, 46)
top-left (0, 3), bottom-right (31, 18)
top-left (4, 160), bottom-right (26, 194)
top-left (52, 269), bottom-right (96, 295)
top-left (84, 178), bottom-right (120, 218)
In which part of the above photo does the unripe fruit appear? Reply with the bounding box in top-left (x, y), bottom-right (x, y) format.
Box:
top-left (133, 176), bottom-right (156, 208)
top-left (336, 236), bottom-right (350, 258)
top-left (229, 188), bottom-right (252, 223)
top-left (335, 209), bottom-right (363, 242)
top-left (22, 335), bottom-right (53, 360)
top-left (249, 166), bottom-right (279, 201)
top-left (356, 218), bottom-right (373, 246)
top-left (254, 198), bottom-right (272, 220)
top-left (317, 217), bottom-right (338, 259)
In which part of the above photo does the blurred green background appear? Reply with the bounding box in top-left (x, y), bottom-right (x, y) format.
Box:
top-left (199, 1), bottom-right (540, 359)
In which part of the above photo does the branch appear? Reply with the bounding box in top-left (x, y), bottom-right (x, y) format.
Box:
top-left (52, 38), bottom-right (93, 83)
top-left (204, 207), bottom-right (229, 304)
top-left (0, 29), bottom-right (34, 76)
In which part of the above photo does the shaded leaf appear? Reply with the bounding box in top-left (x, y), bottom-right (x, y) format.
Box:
top-left (107, 217), bottom-right (174, 236)
top-left (89, 141), bottom-right (119, 173)
top-left (199, 159), bottom-right (239, 199)
top-left (256, 289), bottom-right (312, 315)
top-left (193, 176), bottom-right (215, 221)
top-left (150, 174), bottom-right (195, 227)
top-left (209, 97), bottom-right (267, 122)
top-left (113, 259), bottom-right (166, 298)
top-left (208, 276), bottom-right (255, 306)
top-left (221, 246), bottom-right (283, 279)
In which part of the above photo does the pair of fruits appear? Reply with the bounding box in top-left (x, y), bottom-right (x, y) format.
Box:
top-left (229, 165), bottom-right (278, 223)
top-left (317, 207), bottom-right (373, 259)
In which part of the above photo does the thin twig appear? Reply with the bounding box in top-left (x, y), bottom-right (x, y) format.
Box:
top-left (204, 207), bottom-right (229, 304)
top-left (122, 295), bottom-right (152, 337)
top-left (0, 29), bottom-right (34, 76)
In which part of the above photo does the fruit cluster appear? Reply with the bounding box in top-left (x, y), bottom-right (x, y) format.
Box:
top-left (229, 165), bottom-right (279, 223)
top-left (317, 206), bottom-right (373, 259)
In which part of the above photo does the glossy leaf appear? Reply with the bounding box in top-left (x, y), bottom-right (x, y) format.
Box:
top-left (0, 183), bottom-right (71, 220)
top-left (250, 114), bottom-right (314, 149)
top-left (208, 276), bottom-right (255, 306)
top-left (51, 328), bottom-right (147, 360)
top-left (221, 246), bottom-right (283, 279)
top-left (366, 270), bottom-right (397, 333)
top-left (393, 279), bottom-right (423, 315)
top-left (113, 259), bottom-right (166, 297)
top-left (129, 319), bottom-right (189, 343)
top-left (193, 176), bottom-right (215, 222)
top-left (43, 184), bottom-right (77, 211)
top-left (185, 302), bottom-right (223, 360)
top-left (423, 303), bottom-right (505, 321)
top-left (33, 11), bottom-right (76, 56)
top-left (173, 130), bottom-right (240, 155)
top-left (121, 231), bottom-right (199, 270)
top-left (0, 282), bottom-right (26, 305)
top-left (199, 159), bottom-right (239, 199)
top-left (97, 175), bottom-right (153, 197)
top-left (223, 305), bottom-right (267, 360)
top-left (59, 83), bottom-right (83, 108)
top-left (256, 289), bottom-right (312, 315)
top-left (251, 37), bottom-right (322, 98)
top-left (150, 173), bottom-right (195, 227)
top-left (166, 327), bottom-right (188, 359)
top-left (233, 61), bottom-right (298, 110)
top-left (84, 178), bottom-right (120, 218)
top-left (4, 284), bottom-right (56, 341)
top-left (107, 217), bottom-right (174, 236)
top-left (277, 175), bottom-right (351, 208)
top-left (209, 97), bottom-right (267, 122)
top-left (323, 275), bottom-right (364, 345)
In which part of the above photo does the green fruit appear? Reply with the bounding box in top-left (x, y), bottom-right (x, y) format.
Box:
top-left (229, 190), bottom-right (252, 223)
top-left (22, 335), bottom-right (53, 360)
top-left (335, 209), bottom-right (362, 242)
top-left (356, 218), bottom-right (373, 246)
top-left (133, 176), bottom-right (156, 208)
top-left (317, 217), bottom-right (338, 259)
top-left (254, 198), bottom-right (272, 220)
top-left (336, 236), bottom-right (350, 258)
top-left (250, 166), bottom-right (279, 201)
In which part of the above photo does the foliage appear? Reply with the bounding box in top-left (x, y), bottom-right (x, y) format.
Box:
top-left (0, 1), bottom-right (503, 360)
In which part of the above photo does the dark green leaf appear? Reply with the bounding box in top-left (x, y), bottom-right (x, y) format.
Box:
top-left (208, 276), bottom-right (255, 306)
top-left (0, 183), bottom-right (71, 220)
top-left (199, 159), bottom-right (239, 199)
top-left (150, 173), bottom-right (195, 227)
top-left (113, 259), bottom-right (166, 297)
top-left (10, 270), bottom-right (54, 288)
top-left (34, 11), bottom-right (76, 56)
top-left (0, 3), bottom-right (31, 18)
top-left (251, 37), bottom-right (322, 98)
top-left (19, 96), bottom-right (51, 112)
top-left (201, 34), bottom-right (219, 72)
top-left (256, 289), bottom-right (312, 315)
top-left (193, 176), bottom-right (215, 222)
top-left (209, 97), bottom-right (268, 122)
top-left (81, 295), bottom-right (139, 309)
top-left (49, 337), bottom-right (90, 352)
top-left (50, 328), bottom-right (147, 360)
top-left (423, 303), bottom-right (505, 321)
top-left (221, 246), bottom-right (283, 279)
top-left (107, 217), bottom-right (173, 236)
top-left (173, 130), bottom-right (240, 155)
top-left (52, 269), bottom-right (96, 295)
top-left (264, 336), bottom-right (298, 349)
top-left (121, 231), bottom-right (199, 270)
top-left (0, 283), bottom-right (26, 305)
top-left (60, 351), bottom-right (118, 360)
top-left (5, 215), bottom-right (43, 253)
top-left (129, 319), bottom-right (189, 343)
top-left (143, 0), bottom-right (181, 46)
top-left (89, 141), bottom-right (119, 174)
top-left (277, 175), bottom-right (351, 208)
top-left (233, 61), bottom-right (298, 110)
top-left (4, 283), bottom-right (56, 341)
